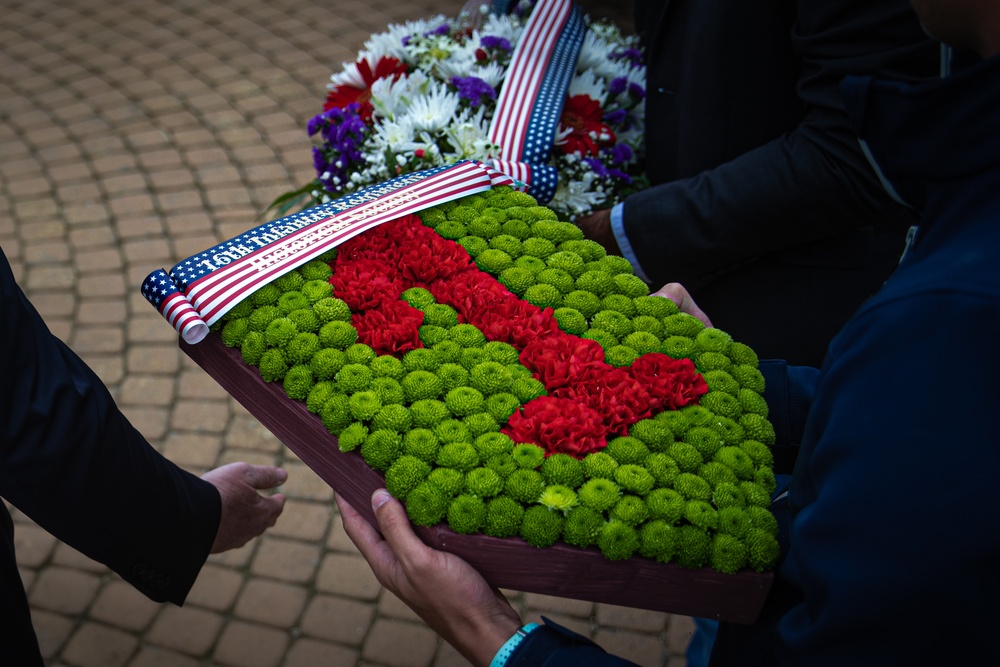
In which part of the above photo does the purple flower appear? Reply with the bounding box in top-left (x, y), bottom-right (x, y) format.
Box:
top-left (584, 158), bottom-right (609, 178)
top-left (424, 23), bottom-right (450, 37)
top-left (609, 77), bottom-right (628, 96)
top-left (480, 35), bottom-right (513, 52)
top-left (612, 48), bottom-right (644, 68)
top-left (628, 82), bottom-right (646, 100)
top-left (608, 142), bottom-right (633, 165)
top-left (604, 108), bottom-right (627, 125)
top-left (450, 76), bottom-right (497, 108)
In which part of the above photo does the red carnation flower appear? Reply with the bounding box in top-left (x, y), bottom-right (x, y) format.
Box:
top-left (502, 396), bottom-right (607, 459)
top-left (330, 257), bottom-right (401, 311)
top-left (555, 94), bottom-right (616, 156)
top-left (324, 56), bottom-right (408, 123)
top-left (629, 353), bottom-right (708, 411)
top-left (555, 367), bottom-right (653, 437)
top-left (398, 231), bottom-right (474, 284)
top-left (352, 299), bottom-right (424, 356)
top-left (519, 334), bottom-right (607, 390)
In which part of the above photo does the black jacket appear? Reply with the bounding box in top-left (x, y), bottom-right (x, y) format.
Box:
top-left (0, 248), bottom-right (220, 665)
top-left (621, 0), bottom-right (940, 366)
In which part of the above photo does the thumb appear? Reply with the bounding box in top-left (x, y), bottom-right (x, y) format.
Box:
top-left (371, 489), bottom-right (423, 556)
top-left (245, 465), bottom-right (288, 490)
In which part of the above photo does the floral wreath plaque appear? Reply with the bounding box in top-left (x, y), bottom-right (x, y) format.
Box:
top-left (141, 0), bottom-right (776, 624)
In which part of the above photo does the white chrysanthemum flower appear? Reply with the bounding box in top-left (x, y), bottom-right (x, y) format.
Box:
top-left (404, 82), bottom-right (461, 132)
top-left (548, 171), bottom-right (606, 219)
top-left (363, 23), bottom-right (416, 62)
top-left (370, 116), bottom-right (415, 150)
top-left (434, 36), bottom-right (481, 80)
top-left (480, 13), bottom-right (524, 48)
top-left (441, 108), bottom-right (494, 160)
top-left (369, 75), bottom-right (412, 121)
top-left (568, 69), bottom-right (608, 106)
top-left (472, 62), bottom-right (506, 89)
top-left (577, 30), bottom-right (618, 80)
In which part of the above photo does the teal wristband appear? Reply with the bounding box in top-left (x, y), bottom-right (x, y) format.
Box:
top-left (490, 623), bottom-right (540, 667)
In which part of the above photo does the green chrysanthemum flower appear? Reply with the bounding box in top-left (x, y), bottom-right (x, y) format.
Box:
top-left (258, 348), bottom-right (289, 383)
top-left (674, 472), bottom-right (713, 502)
top-left (639, 520), bottom-right (681, 562)
top-left (591, 310), bottom-right (634, 339)
top-left (360, 429), bottom-right (403, 471)
top-left (429, 340), bottom-right (461, 365)
top-left (225, 299), bottom-right (254, 321)
top-left (385, 455), bottom-right (432, 501)
top-left (538, 485), bottom-right (578, 514)
top-left (718, 506), bottom-right (753, 539)
top-left (520, 505), bottom-right (565, 548)
top-left (523, 283), bottom-right (563, 309)
top-left (401, 370), bottom-right (443, 402)
top-left (747, 505), bottom-right (780, 537)
top-left (505, 468), bottom-right (546, 504)
top-left (417, 325), bottom-right (448, 347)
top-left (661, 335), bottom-right (697, 359)
top-left (728, 342), bottom-right (759, 367)
top-left (510, 377), bottom-right (546, 402)
top-left (601, 294), bottom-right (638, 318)
top-left (662, 313), bottom-right (706, 338)
top-left (581, 329), bottom-right (619, 350)
top-left (544, 251), bottom-right (585, 280)
top-left (755, 466), bottom-right (778, 495)
top-left (582, 451), bottom-right (620, 480)
top-left (561, 506), bottom-right (605, 549)
top-left (436, 441), bottom-right (480, 472)
top-left (597, 520), bottom-right (639, 561)
top-left (710, 533), bottom-right (748, 575)
top-left (745, 528), bottom-right (780, 571)
top-left (631, 314), bottom-right (665, 339)
top-left (731, 364), bottom-right (767, 393)
top-left (645, 487), bottom-right (686, 524)
top-left (277, 291), bottom-right (309, 317)
top-left (318, 320), bottom-right (358, 349)
top-left (401, 287), bottom-right (435, 309)
top-left (676, 525), bottom-right (712, 569)
top-left (485, 454), bottom-right (518, 479)
top-left (562, 290), bottom-right (603, 318)
top-left (684, 499), bottom-right (719, 531)
top-left (402, 428), bottom-right (441, 464)
top-left (343, 343), bottom-right (375, 366)
top-left (484, 393), bottom-right (520, 423)
top-left (404, 481), bottom-right (450, 527)
top-left (282, 365), bottom-right (314, 401)
top-left (301, 279), bottom-right (333, 304)
top-left (473, 432), bottom-right (514, 460)
top-left (629, 419), bottom-right (673, 452)
top-left (264, 317), bottom-right (298, 348)
top-left (577, 478), bottom-right (621, 512)
top-left (427, 467), bottom-right (466, 496)
top-left (605, 345), bottom-right (639, 368)
top-left (475, 248), bottom-right (514, 274)
top-left (400, 349), bottom-right (440, 374)
top-left (612, 273), bottom-right (648, 298)
top-left (449, 323), bottom-right (487, 349)
top-left (433, 419), bottom-right (474, 445)
top-left (221, 318), bottom-right (249, 348)
top-left (489, 234), bottom-right (523, 258)
top-left (299, 260), bottom-right (333, 282)
top-left (739, 413), bottom-right (776, 445)
top-left (286, 332), bottom-right (320, 366)
top-left (498, 267), bottom-right (536, 296)
top-left (448, 205), bottom-right (478, 223)
top-left (540, 453), bottom-right (585, 488)
top-left (348, 391), bottom-right (381, 422)
top-left (614, 464), bottom-right (656, 496)
top-left (666, 441), bottom-right (703, 473)
top-left (611, 494), bottom-right (649, 526)
top-left (334, 363), bottom-right (373, 395)
top-left (530, 219), bottom-right (580, 242)
top-left (740, 481), bottom-right (772, 508)
top-left (446, 494), bottom-right (487, 534)
top-left (456, 234), bottom-right (487, 255)
top-left (633, 295), bottom-right (679, 319)
top-left (605, 436), bottom-right (651, 466)
top-left (409, 399), bottom-right (450, 429)
top-left (337, 422), bottom-right (368, 452)
top-left (250, 284), bottom-right (281, 307)
top-left (712, 482), bottom-right (747, 510)
top-left (645, 452), bottom-right (682, 488)
top-left (306, 381), bottom-right (337, 415)
top-left (464, 466), bottom-right (505, 498)
top-left (553, 307), bottom-right (588, 335)
top-left (521, 236), bottom-right (557, 260)
top-left (371, 404), bottom-right (412, 433)
top-left (287, 308), bottom-right (320, 334)
top-left (513, 255), bottom-right (548, 276)
top-left (698, 461), bottom-right (740, 488)
top-left (463, 412), bottom-right (500, 438)
top-left (482, 495), bottom-right (524, 538)
top-left (457, 347), bottom-right (487, 371)
top-left (512, 443), bottom-right (546, 469)
top-left (320, 393), bottom-right (352, 435)
top-left (312, 297), bottom-right (352, 324)
top-left (738, 388), bottom-right (769, 417)
top-left (684, 426), bottom-right (725, 460)
top-left (468, 216), bottom-right (503, 240)
top-left (444, 386), bottom-right (485, 417)
top-left (467, 361), bottom-right (512, 396)
top-left (536, 267), bottom-right (576, 295)
top-left (575, 270), bottom-right (616, 298)
top-left (714, 446), bottom-right (756, 480)
top-left (739, 440), bottom-right (775, 469)
top-left (501, 218), bottom-right (532, 240)
top-left (699, 391), bottom-right (742, 420)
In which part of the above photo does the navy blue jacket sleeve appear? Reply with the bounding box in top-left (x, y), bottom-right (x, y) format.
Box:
top-left (508, 618), bottom-right (641, 666)
top-left (0, 249), bottom-right (220, 605)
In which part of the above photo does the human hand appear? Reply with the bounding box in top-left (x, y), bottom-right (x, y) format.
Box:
top-left (336, 490), bottom-right (522, 667)
top-left (653, 282), bottom-right (713, 327)
top-left (574, 208), bottom-right (622, 256)
top-left (201, 462), bottom-right (287, 554)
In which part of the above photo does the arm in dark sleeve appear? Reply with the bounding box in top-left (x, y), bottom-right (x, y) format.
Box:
top-left (622, 0), bottom-right (936, 288)
top-left (509, 619), bottom-right (641, 666)
top-left (759, 360), bottom-right (820, 473)
top-left (0, 250), bottom-right (220, 604)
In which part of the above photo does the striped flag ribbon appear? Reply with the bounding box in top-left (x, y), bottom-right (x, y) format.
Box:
top-left (487, 0), bottom-right (585, 203)
top-left (141, 160), bottom-right (516, 344)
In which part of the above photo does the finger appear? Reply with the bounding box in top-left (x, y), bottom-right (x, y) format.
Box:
top-left (336, 493), bottom-right (385, 554)
top-left (243, 465), bottom-right (288, 491)
top-left (654, 283), bottom-right (713, 327)
top-left (371, 489), bottom-right (428, 566)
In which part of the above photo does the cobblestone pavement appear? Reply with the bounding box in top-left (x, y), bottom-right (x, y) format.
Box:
top-left (1, 0), bottom-right (696, 664)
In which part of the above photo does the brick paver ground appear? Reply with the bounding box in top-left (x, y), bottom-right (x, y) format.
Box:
top-left (1, 0), bottom-right (696, 664)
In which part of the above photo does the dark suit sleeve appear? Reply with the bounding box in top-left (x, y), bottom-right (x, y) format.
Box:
top-left (0, 249), bottom-right (220, 604)
top-left (622, 0), bottom-right (936, 289)
top-left (509, 619), bottom-right (642, 666)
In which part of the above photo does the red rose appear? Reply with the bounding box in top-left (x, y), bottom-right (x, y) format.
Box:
top-left (629, 353), bottom-right (708, 411)
top-left (502, 396), bottom-right (607, 458)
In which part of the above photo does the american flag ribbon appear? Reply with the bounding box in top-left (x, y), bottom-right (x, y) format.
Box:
top-left (141, 161), bottom-right (517, 344)
top-left (487, 0), bottom-right (585, 203)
